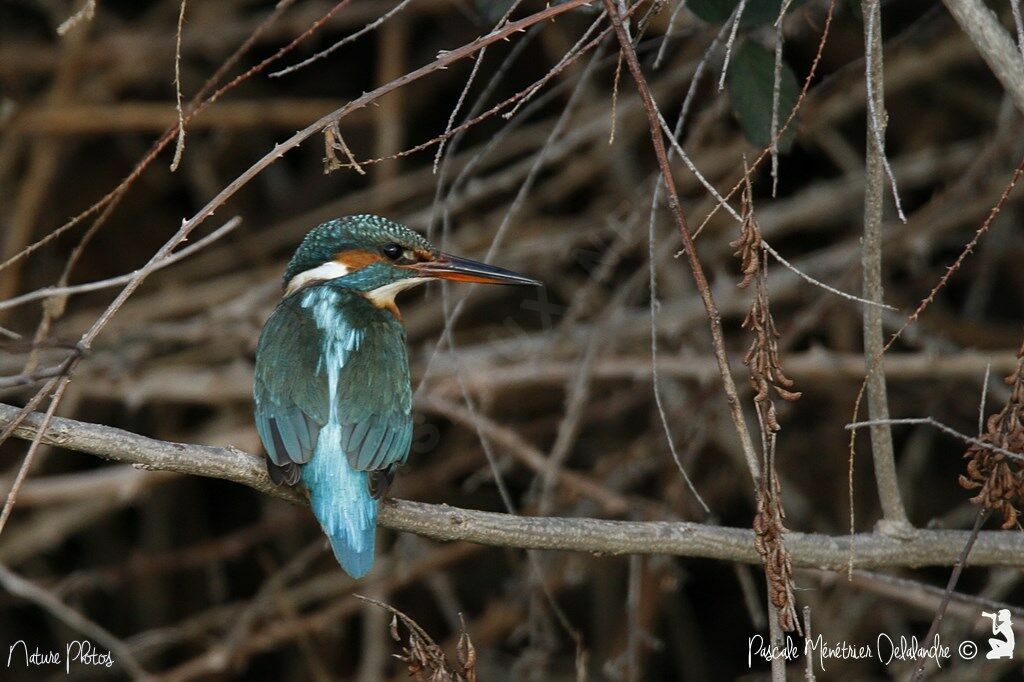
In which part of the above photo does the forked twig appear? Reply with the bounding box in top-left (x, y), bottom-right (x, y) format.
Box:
top-left (845, 417), bottom-right (1024, 463)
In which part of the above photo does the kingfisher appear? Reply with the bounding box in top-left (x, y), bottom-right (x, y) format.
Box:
top-left (253, 215), bottom-right (539, 578)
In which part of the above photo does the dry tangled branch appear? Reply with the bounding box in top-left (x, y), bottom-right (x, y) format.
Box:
top-left (359, 595), bottom-right (478, 682)
top-left (3, 0), bottom-right (1024, 677)
top-left (960, 340), bottom-right (1024, 528)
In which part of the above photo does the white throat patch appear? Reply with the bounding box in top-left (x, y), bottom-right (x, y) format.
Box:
top-left (285, 262), bottom-right (351, 295)
top-left (364, 277), bottom-right (432, 309)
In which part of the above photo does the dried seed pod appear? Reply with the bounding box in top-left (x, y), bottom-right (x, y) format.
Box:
top-left (358, 596), bottom-right (476, 681)
top-left (960, 339), bottom-right (1024, 529)
top-left (731, 179), bottom-right (762, 289)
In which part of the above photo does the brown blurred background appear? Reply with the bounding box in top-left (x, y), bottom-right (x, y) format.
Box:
top-left (2, 0), bottom-right (1024, 679)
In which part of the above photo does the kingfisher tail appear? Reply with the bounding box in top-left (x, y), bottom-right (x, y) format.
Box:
top-left (302, 433), bottom-right (378, 578)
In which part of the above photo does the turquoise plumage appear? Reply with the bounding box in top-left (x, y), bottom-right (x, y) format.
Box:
top-left (253, 215), bottom-right (539, 578)
top-left (254, 285), bottom-right (412, 577)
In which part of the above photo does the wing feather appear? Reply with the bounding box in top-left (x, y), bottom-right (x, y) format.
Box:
top-left (254, 286), bottom-right (413, 488)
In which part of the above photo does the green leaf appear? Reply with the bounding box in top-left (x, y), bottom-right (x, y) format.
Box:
top-left (688, 0), bottom-right (808, 28)
top-left (726, 40), bottom-right (799, 151)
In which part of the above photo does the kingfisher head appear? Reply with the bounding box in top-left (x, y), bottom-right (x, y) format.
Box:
top-left (283, 215), bottom-right (540, 312)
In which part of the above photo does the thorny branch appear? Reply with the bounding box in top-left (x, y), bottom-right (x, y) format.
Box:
top-left (600, 0), bottom-right (761, 483)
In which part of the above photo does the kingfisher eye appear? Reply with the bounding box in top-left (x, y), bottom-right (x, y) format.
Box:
top-left (382, 243), bottom-right (403, 260)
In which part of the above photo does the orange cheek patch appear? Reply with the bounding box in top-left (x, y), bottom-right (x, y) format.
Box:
top-left (335, 249), bottom-right (384, 270)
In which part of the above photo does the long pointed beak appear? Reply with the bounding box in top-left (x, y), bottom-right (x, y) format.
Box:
top-left (413, 253), bottom-right (542, 286)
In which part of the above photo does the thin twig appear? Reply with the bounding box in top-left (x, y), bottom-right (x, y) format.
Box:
top-left (0, 350), bottom-right (78, 390)
top-left (170, 0), bottom-right (188, 172)
top-left (270, 0), bottom-right (416, 78)
top-left (863, 0), bottom-right (906, 221)
top-left (645, 11), bottom-right (739, 517)
top-left (656, 111), bottom-right (743, 223)
top-left (770, 1), bottom-right (788, 196)
top-left (503, 9), bottom-right (608, 119)
top-left (603, 0), bottom-right (761, 482)
top-left (56, 0), bottom-right (96, 36)
top-left (761, 239), bottom-right (896, 310)
top-left (653, 0), bottom-right (687, 69)
top-left (694, 0), bottom-right (837, 235)
top-left (609, 51), bottom-right (623, 144)
top-left (910, 507), bottom-right (991, 680)
top-left (979, 362), bottom-right (992, 435)
top-left (0, 217), bottom-right (241, 312)
top-left (846, 417), bottom-right (1024, 463)
top-left (0, 378), bottom-right (71, 537)
top-left (909, 365), bottom-right (998, 677)
top-left (717, 0), bottom-right (748, 91)
top-left (432, 40), bottom-right (487, 175)
top-left (941, 0), bottom-right (1024, 114)
top-left (1012, 0), bottom-right (1024, 65)
top-left (648, 198), bottom-right (711, 514)
top-left (538, 317), bottom-right (607, 515)
top-left (431, 0), bottom-right (524, 174)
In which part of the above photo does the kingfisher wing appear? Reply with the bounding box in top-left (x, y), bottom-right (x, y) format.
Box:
top-left (254, 294), bottom-right (328, 485)
top-left (328, 290), bottom-right (414, 474)
top-left (253, 287), bottom-right (413, 488)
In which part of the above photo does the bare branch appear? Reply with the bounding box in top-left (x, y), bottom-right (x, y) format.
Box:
top-left (911, 508), bottom-right (990, 680)
top-left (4, 407), bottom-right (1024, 569)
top-left (170, 0), bottom-right (188, 172)
top-left (860, 0), bottom-right (909, 533)
top-left (602, 0), bottom-right (761, 484)
top-left (270, 0), bottom-right (416, 78)
top-left (761, 239), bottom-right (896, 310)
top-left (653, 0), bottom-right (687, 69)
top-left (717, 0), bottom-right (748, 91)
top-left (0, 217), bottom-right (241, 312)
top-left (942, 0), bottom-right (1024, 114)
top-left (56, 0), bottom-right (97, 36)
top-left (863, 1), bottom-right (906, 221)
top-left (1012, 0), bottom-right (1024, 65)
top-left (846, 416), bottom-right (1024, 463)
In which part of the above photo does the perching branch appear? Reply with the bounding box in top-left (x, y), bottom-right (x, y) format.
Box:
top-left (3, 403), bottom-right (1024, 569)
top-left (0, 0), bottom-right (596, 535)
